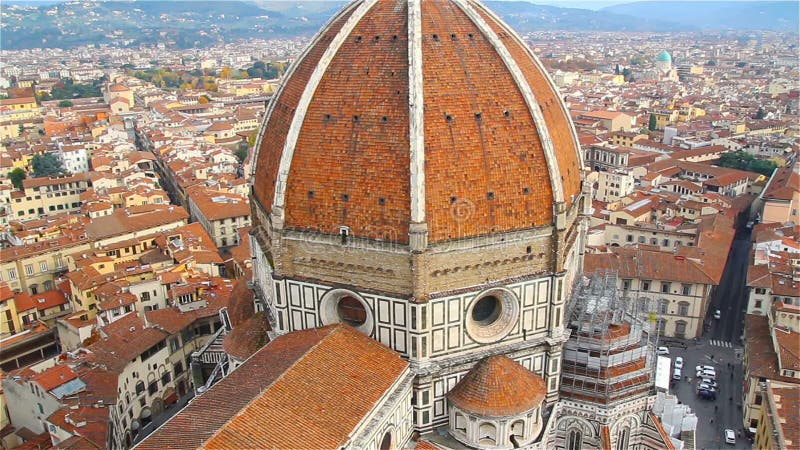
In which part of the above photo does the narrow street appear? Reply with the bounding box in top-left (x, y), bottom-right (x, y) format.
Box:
top-left (708, 226), bottom-right (752, 345)
top-left (659, 222), bottom-right (754, 448)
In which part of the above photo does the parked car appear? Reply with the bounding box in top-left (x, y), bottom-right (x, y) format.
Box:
top-left (696, 365), bottom-right (715, 377)
top-left (701, 368), bottom-right (717, 379)
top-left (714, 309), bottom-right (721, 319)
top-left (657, 346), bottom-right (670, 355)
top-left (698, 389), bottom-right (716, 400)
top-left (674, 356), bottom-right (684, 370)
top-left (725, 429), bottom-right (736, 444)
top-left (673, 368), bottom-right (682, 380)
top-left (699, 378), bottom-right (718, 388)
top-left (698, 382), bottom-right (716, 392)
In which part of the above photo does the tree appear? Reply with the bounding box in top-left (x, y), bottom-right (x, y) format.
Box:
top-left (717, 150), bottom-right (778, 177)
top-left (234, 143), bottom-right (249, 163)
top-left (755, 107), bottom-right (766, 119)
top-left (622, 67), bottom-right (633, 82)
top-left (8, 168), bottom-right (26, 189)
top-left (58, 100), bottom-right (73, 107)
top-left (31, 153), bottom-right (66, 178)
top-left (648, 113), bottom-right (657, 131)
top-left (749, 159), bottom-right (778, 177)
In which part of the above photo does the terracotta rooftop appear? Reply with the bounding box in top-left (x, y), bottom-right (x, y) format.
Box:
top-left (584, 247), bottom-right (718, 286)
top-left (31, 365), bottom-right (78, 392)
top-left (222, 312), bottom-right (270, 360)
top-left (138, 325), bottom-right (408, 450)
top-left (84, 313), bottom-right (169, 373)
top-left (84, 205), bottom-right (188, 241)
top-left (13, 290), bottom-right (68, 313)
top-left (447, 355), bottom-right (546, 416)
top-left (769, 384), bottom-right (800, 449)
top-left (744, 314), bottom-right (800, 385)
top-left (252, 0), bottom-right (581, 244)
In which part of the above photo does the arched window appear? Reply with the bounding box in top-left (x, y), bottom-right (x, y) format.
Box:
top-left (567, 429), bottom-right (583, 450)
top-left (379, 431), bottom-right (392, 450)
top-left (479, 422), bottom-right (497, 446)
top-left (678, 301), bottom-right (690, 316)
top-left (617, 427), bottom-right (630, 450)
top-left (511, 419), bottom-right (525, 440)
top-left (659, 299), bottom-right (669, 314)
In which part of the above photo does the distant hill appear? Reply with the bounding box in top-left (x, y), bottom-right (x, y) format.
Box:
top-left (484, 1), bottom-right (689, 32)
top-left (0, 0), bottom-right (794, 50)
top-left (601, 1), bottom-right (799, 31)
top-left (0, 0), bottom-right (328, 50)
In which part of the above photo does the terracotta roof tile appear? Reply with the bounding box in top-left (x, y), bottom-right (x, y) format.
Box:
top-left (138, 325), bottom-right (408, 450)
top-left (253, 0), bottom-right (581, 244)
top-left (222, 312), bottom-right (270, 360)
top-left (32, 365), bottom-right (77, 392)
top-left (447, 355), bottom-right (546, 416)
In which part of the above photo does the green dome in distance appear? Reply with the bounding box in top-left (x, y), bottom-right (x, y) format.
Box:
top-left (656, 50), bottom-right (672, 62)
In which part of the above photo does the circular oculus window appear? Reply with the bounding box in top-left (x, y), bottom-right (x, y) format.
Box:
top-left (320, 289), bottom-right (374, 335)
top-left (465, 288), bottom-right (519, 343)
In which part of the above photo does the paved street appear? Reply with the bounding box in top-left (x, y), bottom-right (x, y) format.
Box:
top-left (659, 223), bottom-right (754, 449)
top-left (707, 226), bottom-right (752, 344)
top-left (662, 339), bottom-right (749, 449)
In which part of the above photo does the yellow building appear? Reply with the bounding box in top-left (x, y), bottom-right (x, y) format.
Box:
top-left (754, 381), bottom-right (800, 450)
top-left (12, 173), bottom-right (92, 221)
top-left (0, 97), bottom-right (40, 121)
top-left (0, 236), bottom-right (91, 295)
top-left (0, 122), bottom-right (21, 140)
top-left (650, 109), bottom-right (676, 130)
top-left (0, 282), bottom-right (22, 338)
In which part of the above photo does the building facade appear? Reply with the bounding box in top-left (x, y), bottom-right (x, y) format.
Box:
top-left (247, 0), bottom-right (587, 443)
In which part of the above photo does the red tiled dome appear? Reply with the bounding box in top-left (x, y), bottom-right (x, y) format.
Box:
top-left (447, 355), bottom-right (546, 416)
top-left (252, 0), bottom-right (582, 244)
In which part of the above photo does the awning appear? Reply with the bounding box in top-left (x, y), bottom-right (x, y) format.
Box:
top-left (164, 392), bottom-right (178, 405)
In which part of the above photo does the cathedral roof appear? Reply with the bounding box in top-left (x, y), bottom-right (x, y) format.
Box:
top-left (137, 324), bottom-right (408, 449)
top-left (251, 0), bottom-right (582, 244)
top-left (447, 355), bottom-right (546, 416)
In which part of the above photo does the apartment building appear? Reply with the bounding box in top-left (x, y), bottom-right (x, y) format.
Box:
top-left (587, 213), bottom-right (734, 338)
top-left (0, 235), bottom-right (91, 296)
top-left (596, 170), bottom-right (635, 202)
top-left (11, 173), bottom-right (92, 221)
top-left (742, 308), bottom-right (800, 433)
top-left (184, 187), bottom-right (250, 248)
top-left (753, 381), bottom-right (800, 450)
top-left (2, 307), bottom-right (225, 449)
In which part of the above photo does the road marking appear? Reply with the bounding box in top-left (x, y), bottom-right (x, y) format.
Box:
top-left (709, 340), bottom-right (733, 348)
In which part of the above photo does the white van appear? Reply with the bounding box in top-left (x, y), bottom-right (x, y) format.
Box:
top-left (673, 368), bottom-right (682, 380)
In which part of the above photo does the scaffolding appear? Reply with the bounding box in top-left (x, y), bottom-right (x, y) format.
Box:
top-left (560, 270), bottom-right (658, 406)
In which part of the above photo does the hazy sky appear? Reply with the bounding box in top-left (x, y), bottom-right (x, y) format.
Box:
top-left (6, 0), bottom-right (790, 12)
